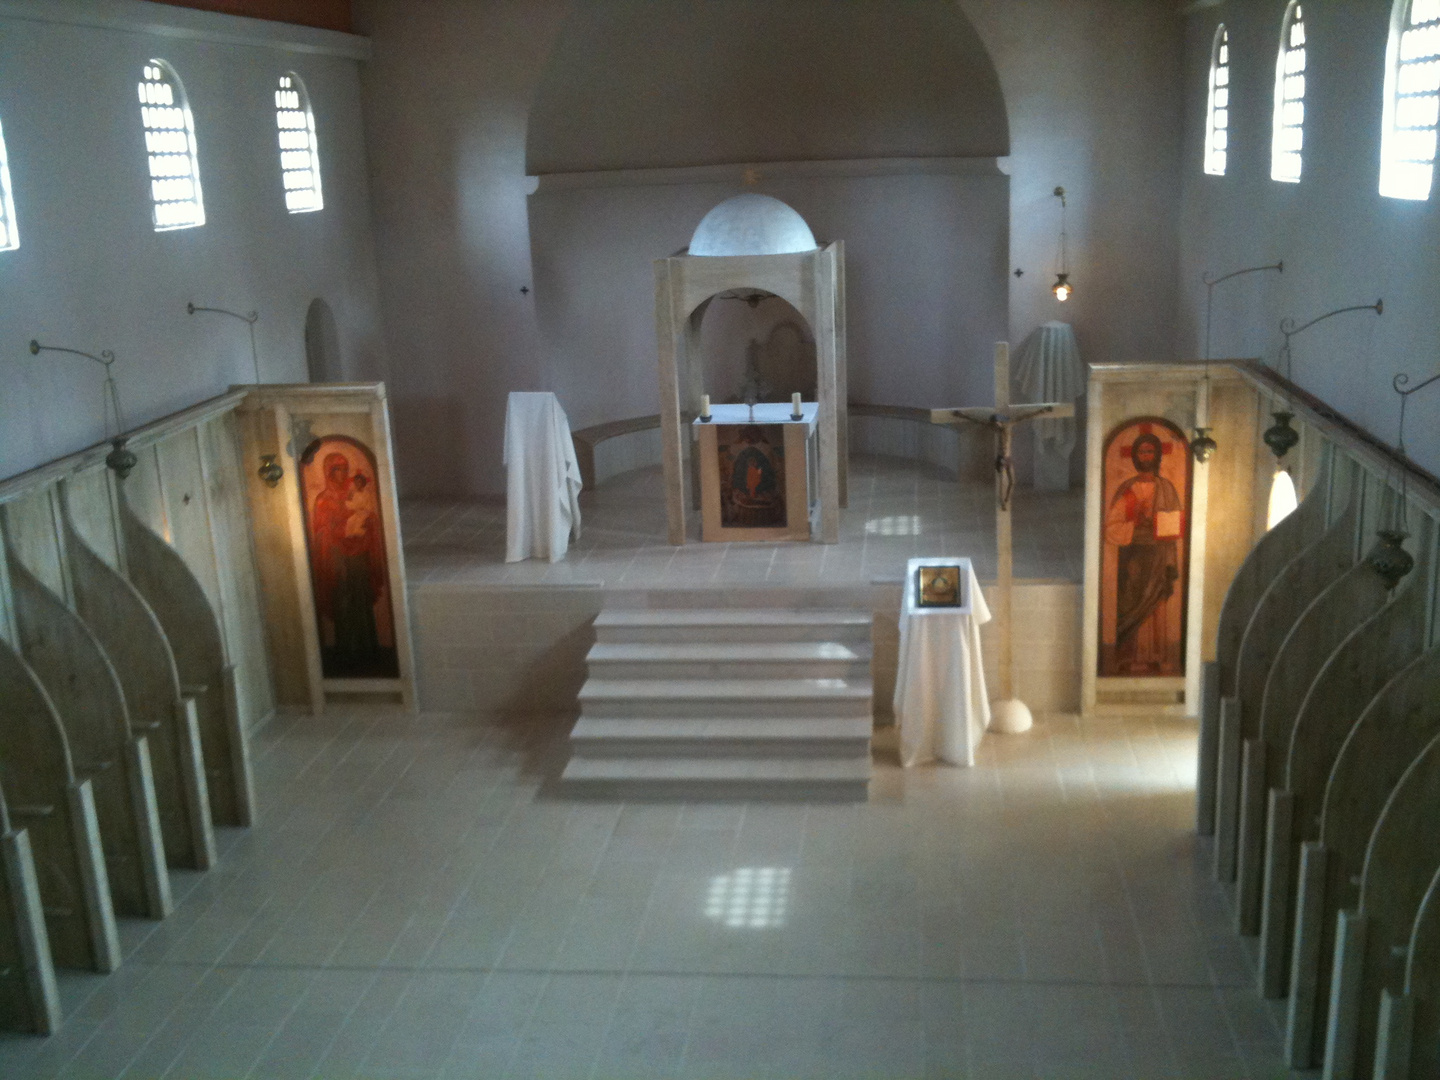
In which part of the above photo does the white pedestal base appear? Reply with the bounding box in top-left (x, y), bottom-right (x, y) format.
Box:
top-left (990, 699), bottom-right (1033, 734)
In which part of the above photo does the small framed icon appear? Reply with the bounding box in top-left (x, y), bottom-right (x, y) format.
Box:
top-left (916, 564), bottom-right (966, 608)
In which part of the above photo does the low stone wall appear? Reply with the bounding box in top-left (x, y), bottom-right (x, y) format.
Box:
top-left (412, 579), bottom-right (1083, 719)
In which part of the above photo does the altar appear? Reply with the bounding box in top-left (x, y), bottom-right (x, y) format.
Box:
top-left (695, 402), bottom-right (819, 542)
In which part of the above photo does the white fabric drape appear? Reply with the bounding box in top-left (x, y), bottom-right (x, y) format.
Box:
top-left (1014, 321), bottom-right (1084, 490)
top-left (894, 562), bottom-right (993, 767)
top-left (503, 392), bottom-right (582, 563)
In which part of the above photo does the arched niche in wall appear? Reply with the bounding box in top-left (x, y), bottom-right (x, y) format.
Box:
top-left (304, 298), bottom-right (342, 383)
top-left (697, 293), bottom-right (817, 407)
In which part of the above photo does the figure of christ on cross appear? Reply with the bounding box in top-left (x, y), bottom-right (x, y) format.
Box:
top-left (929, 342), bottom-right (1076, 734)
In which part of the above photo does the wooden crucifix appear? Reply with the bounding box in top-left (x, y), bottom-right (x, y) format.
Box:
top-left (930, 341), bottom-right (1076, 733)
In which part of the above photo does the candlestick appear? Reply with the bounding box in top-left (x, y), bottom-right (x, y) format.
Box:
top-left (700, 393), bottom-right (711, 421)
top-left (790, 392), bottom-right (803, 420)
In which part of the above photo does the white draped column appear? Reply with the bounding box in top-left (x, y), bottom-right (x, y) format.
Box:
top-left (1014, 321), bottom-right (1084, 491)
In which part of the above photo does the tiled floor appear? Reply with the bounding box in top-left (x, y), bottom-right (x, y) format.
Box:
top-left (401, 456), bottom-right (1086, 588)
top-left (0, 708), bottom-right (1294, 1079)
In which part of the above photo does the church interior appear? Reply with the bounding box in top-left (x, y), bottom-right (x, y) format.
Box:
top-left (1, 0), bottom-right (1439, 1077)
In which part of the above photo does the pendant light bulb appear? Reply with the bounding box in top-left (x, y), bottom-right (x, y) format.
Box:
top-left (1052, 273), bottom-right (1072, 302)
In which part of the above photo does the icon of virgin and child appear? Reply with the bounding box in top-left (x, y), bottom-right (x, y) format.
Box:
top-left (1100, 421), bottom-right (1190, 677)
top-left (300, 437), bottom-right (399, 678)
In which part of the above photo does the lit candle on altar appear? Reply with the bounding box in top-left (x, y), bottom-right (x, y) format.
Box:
top-left (700, 394), bottom-right (711, 420)
top-left (791, 392), bottom-right (802, 418)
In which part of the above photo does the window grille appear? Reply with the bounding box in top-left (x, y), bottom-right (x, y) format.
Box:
top-left (276, 73), bottom-right (322, 213)
top-left (139, 60), bottom-right (205, 230)
top-left (1272, 2), bottom-right (1307, 182)
top-left (0, 117), bottom-right (18, 251)
top-left (1380, 0), bottom-right (1440, 199)
top-left (1205, 25), bottom-right (1231, 176)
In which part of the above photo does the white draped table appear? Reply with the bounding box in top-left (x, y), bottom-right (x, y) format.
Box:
top-left (504, 391), bottom-right (582, 563)
top-left (893, 558), bottom-right (992, 767)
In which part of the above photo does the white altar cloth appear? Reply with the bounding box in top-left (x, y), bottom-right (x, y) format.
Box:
top-left (894, 558), bottom-right (992, 767)
top-left (504, 392), bottom-right (582, 563)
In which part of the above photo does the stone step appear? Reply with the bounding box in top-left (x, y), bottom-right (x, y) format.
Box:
top-left (578, 677), bottom-right (873, 719)
top-left (569, 716), bottom-right (873, 758)
top-left (594, 608), bottom-right (871, 645)
top-left (586, 641), bottom-right (872, 680)
top-left (558, 755), bottom-right (871, 801)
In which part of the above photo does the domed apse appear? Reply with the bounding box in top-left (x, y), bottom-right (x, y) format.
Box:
top-left (688, 194), bottom-right (818, 257)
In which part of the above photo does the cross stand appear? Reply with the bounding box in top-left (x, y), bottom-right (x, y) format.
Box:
top-left (930, 342), bottom-right (1076, 733)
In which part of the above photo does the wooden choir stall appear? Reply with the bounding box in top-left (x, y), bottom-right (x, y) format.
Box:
top-left (0, 382), bottom-right (413, 1034)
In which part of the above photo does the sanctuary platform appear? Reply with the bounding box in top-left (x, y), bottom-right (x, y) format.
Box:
top-left (400, 456), bottom-right (1086, 729)
top-left (402, 456), bottom-right (1083, 589)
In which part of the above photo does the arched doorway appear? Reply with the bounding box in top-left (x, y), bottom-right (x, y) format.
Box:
top-left (304, 298), bottom-right (342, 383)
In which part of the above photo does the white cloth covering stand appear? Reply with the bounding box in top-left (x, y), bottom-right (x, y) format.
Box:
top-left (503, 392), bottom-right (582, 563)
top-left (1014, 321), bottom-right (1083, 491)
top-left (894, 558), bottom-right (992, 767)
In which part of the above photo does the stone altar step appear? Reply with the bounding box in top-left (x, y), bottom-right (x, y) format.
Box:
top-left (586, 641), bottom-right (873, 680)
top-left (577, 677), bottom-right (873, 719)
top-left (569, 716), bottom-right (873, 758)
top-left (559, 756), bottom-right (872, 801)
top-left (593, 608), bottom-right (871, 645)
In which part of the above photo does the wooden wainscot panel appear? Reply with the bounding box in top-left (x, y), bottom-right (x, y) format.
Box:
top-left (197, 414), bottom-right (275, 733)
top-left (117, 483), bottom-right (254, 831)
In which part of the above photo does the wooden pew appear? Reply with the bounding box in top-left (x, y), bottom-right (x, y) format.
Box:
top-left (1264, 558), bottom-right (1430, 1007)
top-left (1324, 731), bottom-right (1440, 1079)
top-left (1373, 862), bottom-right (1440, 1079)
top-left (1248, 552), bottom-right (1392, 991)
top-left (0, 776), bottom-right (61, 1035)
top-left (1229, 484), bottom-right (1357, 915)
top-left (1, 504), bottom-right (171, 920)
top-left (1286, 647), bottom-right (1440, 1067)
top-left (0, 638), bottom-right (119, 972)
top-left (58, 482), bottom-right (213, 875)
top-left (119, 488), bottom-right (255, 831)
top-left (1209, 465), bottom-right (1328, 867)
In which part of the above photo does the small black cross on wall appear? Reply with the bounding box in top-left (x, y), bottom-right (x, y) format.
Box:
top-left (519, 285), bottom-right (530, 295)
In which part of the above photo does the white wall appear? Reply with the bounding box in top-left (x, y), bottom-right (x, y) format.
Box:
top-left (0, 0), bottom-right (387, 482)
top-left (527, 163), bottom-right (1010, 435)
top-left (1179, 0), bottom-right (1440, 476)
top-left (961, 0), bottom-right (1185, 370)
top-left (358, 0), bottom-right (1187, 497)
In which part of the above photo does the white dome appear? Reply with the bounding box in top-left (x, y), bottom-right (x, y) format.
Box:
top-left (688, 194), bottom-right (818, 257)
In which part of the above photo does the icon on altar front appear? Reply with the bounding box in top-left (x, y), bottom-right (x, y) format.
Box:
top-left (718, 424), bottom-right (786, 528)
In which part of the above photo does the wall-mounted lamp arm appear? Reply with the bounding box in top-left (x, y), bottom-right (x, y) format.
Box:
top-left (1279, 299), bottom-right (1383, 343)
top-left (186, 302), bottom-right (261, 383)
top-left (1201, 260), bottom-right (1285, 362)
top-left (29, 339), bottom-right (115, 370)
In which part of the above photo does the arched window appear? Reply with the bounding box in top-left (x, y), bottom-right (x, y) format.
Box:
top-left (275, 73), bottom-right (322, 213)
top-left (0, 116), bottom-right (18, 251)
top-left (1380, 0), bottom-right (1440, 200)
top-left (1205, 25), bottom-right (1231, 175)
top-left (139, 60), bottom-right (204, 230)
top-left (1272, 1), bottom-right (1307, 182)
